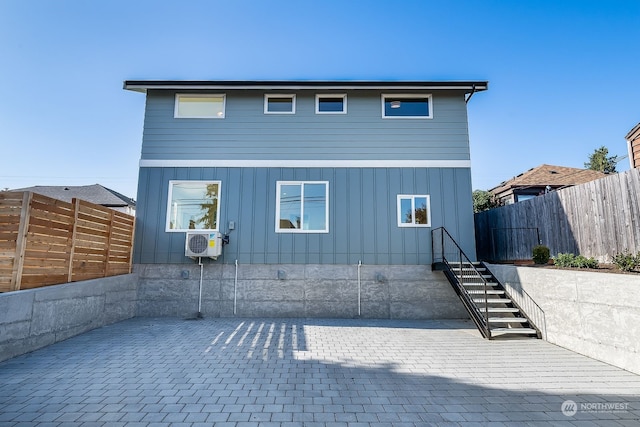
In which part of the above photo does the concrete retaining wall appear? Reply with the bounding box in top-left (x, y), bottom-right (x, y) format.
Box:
top-left (135, 264), bottom-right (468, 320)
top-left (487, 264), bottom-right (640, 375)
top-left (0, 274), bottom-right (137, 362)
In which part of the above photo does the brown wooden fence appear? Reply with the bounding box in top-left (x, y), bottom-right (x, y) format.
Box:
top-left (475, 168), bottom-right (640, 262)
top-left (0, 191), bottom-right (135, 292)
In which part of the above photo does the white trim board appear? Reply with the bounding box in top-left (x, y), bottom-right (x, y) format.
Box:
top-left (139, 159), bottom-right (471, 168)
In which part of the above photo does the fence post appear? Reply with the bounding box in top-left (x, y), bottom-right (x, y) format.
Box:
top-left (127, 217), bottom-right (135, 274)
top-left (105, 209), bottom-right (115, 277)
top-left (67, 198), bottom-right (80, 283)
top-left (10, 192), bottom-right (32, 291)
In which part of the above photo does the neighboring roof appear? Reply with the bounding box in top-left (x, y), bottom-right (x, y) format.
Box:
top-left (626, 122), bottom-right (640, 169)
top-left (123, 80), bottom-right (489, 94)
top-left (625, 122), bottom-right (640, 141)
top-left (10, 184), bottom-right (135, 207)
top-left (489, 164), bottom-right (606, 194)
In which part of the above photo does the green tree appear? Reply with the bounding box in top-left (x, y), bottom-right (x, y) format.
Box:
top-left (197, 184), bottom-right (219, 229)
top-left (406, 205), bottom-right (429, 224)
top-left (584, 146), bottom-right (617, 173)
top-left (472, 190), bottom-right (498, 213)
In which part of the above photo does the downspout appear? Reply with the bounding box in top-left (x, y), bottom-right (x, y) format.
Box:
top-left (465, 84), bottom-right (477, 104)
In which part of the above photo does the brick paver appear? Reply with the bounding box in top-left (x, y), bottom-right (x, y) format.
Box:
top-left (1, 317), bottom-right (639, 426)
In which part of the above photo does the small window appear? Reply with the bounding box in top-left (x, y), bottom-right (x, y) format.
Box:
top-left (175, 94), bottom-right (225, 118)
top-left (264, 94), bottom-right (296, 114)
top-left (397, 195), bottom-right (431, 227)
top-left (167, 181), bottom-right (221, 232)
top-left (276, 181), bottom-right (329, 233)
top-left (382, 94), bottom-right (432, 118)
top-left (316, 94), bottom-right (347, 114)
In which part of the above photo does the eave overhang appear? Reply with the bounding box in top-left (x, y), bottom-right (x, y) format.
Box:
top-left (123, 80), bottom-right (489, 94)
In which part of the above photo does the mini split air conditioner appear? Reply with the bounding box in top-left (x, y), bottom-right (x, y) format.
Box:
top-left (185, 231), bottom-right (222, 259)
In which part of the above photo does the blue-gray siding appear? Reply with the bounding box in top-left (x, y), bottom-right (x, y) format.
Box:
top-left (141, 90), bottom-right (471, 161)
top-left (134, 167), bottom-right (476, 264)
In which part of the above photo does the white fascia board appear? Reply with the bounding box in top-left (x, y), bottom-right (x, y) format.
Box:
top-left (139, 159), bottom-right (471, 168)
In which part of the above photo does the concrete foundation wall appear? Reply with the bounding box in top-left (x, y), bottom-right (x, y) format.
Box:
top-left (135, 263), bottom-right (468, 320)
top-left (0, 274), bottom-right (137, 362)
top-left (487, 263), bottom-right (640, 375)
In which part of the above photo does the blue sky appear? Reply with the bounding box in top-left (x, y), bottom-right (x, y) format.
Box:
top-left (1, 0), bottom-right (638, 199)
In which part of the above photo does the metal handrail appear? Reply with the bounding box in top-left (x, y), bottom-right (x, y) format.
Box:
top-left (480, 261), bottom-right (545, 340)
top-left (520, 287), bottom-right (547, 340)
top-left (432, 227), bottom-right (491, 338)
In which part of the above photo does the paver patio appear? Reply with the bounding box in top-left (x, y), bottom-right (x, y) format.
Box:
top-left (0, 317), bottom-right (639, 426)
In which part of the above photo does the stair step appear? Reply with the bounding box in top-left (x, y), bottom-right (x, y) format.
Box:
top-left (455, 274), bottom-right (491, 283)
top-left (485, 307), bottom-right (520, 313)
top-left (473, 298), bottom-right (512, 304)
top-left (462, 282), bottom-right (499, 286)
top-left (467, 290), bottom-right (505, 295)
top-left (488, 317), bottom-right (528, 323)
top-left (491, 328), bottom-right (538, 335)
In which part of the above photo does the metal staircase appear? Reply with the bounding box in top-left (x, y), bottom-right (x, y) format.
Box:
top-left (432, 227), bottom-right (541, 339)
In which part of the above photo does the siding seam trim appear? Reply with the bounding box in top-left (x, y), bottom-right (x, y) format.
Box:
top-left (140, 159), bottom-right (472, 168)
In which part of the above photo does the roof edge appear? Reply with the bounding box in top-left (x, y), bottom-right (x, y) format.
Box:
top-left (123, 80), bottom-right (489, 93)
top-left (625, 122), bottom-right (640, 141)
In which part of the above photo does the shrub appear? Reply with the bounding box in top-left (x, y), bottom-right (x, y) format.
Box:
top-left (553, 253), bottom-right (575, 268)
top-left (573, 255), bottom-right (599, 269)
top-left (532, 245), bottom-right (550, 264)
top-left (612, 251), bottom-right (640, 272)
top-left (553, 253), bottom-right (598, 269)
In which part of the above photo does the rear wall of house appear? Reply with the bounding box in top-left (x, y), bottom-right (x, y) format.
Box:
top-left (131, 87), bottom-right (476, 318)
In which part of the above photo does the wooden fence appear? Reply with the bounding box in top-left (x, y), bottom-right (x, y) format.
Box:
top-left (0, 191), bottom-right (135, 292)
top-left (475, 168), bottom-right (640, 262)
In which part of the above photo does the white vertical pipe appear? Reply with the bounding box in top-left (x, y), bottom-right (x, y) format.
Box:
top-left (357, 260), bottom-right (362, 316)
top-left (234, 259), bottom-right (238, 315)
top-left (198, 257), bottom-right (203, 315)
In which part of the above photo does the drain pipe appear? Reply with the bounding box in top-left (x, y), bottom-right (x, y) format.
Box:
top-left (233, 259), bottom-right (238, 315)
top-left (197, 257), bottom-right (204, 318)
top-left (357, 260), bottom-right (362, 317)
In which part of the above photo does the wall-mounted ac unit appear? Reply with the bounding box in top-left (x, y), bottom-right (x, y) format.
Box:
top-left (185, 231), bottom-right (222, 259)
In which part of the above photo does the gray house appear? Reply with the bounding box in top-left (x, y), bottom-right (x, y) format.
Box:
top-left (125, 80), bottom-right (487, 318)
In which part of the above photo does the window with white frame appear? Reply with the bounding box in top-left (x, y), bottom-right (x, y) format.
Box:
top-left (382, 94), bottom-right (432, 118)
top-left (264, 94), bottom-right (296, 114)
top-left (316, 94), bottom-right (347, 114)
top-left (166, 181), bottom-right (221, 232)
top-left (276, 181), bottom-right (329, 232)
top-left (174, 94), bottom-right (225, 118)
top-left (397, 195), bottom-right (431, 227)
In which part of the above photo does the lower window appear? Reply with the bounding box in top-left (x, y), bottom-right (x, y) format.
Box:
top-left (166, 181), bottom-right (221, 232)
top-left (397, 195), bottom-right (431, 227)
top-left (276, 181), bottom-right (329, 232)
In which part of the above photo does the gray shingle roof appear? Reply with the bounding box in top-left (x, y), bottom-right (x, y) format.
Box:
top-left (9, 184), bottom-right (135, 207)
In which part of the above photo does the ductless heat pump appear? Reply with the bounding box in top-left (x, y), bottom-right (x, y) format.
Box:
top-left (185, 231), bottom-right (222, 259)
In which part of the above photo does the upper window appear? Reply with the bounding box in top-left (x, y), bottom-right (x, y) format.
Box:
top-left (167, 181), bottom-right (221, 232)
top-left (382, 94), bottom-right (432, 118)
top-left (316, 94), bottom-right (347, 114)
top-left (397, 195), bottom-right (431, 227)
top-left (276, 181), bottom-right (329, 233)
top-left (174, 94), bottom-right (225, 118)
top-left (264, 94), bottom-right (296, 114)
